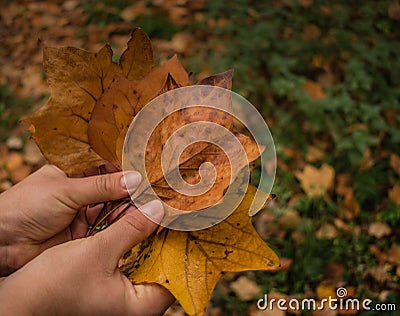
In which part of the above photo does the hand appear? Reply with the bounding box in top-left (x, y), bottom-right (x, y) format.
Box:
top-left (0, 164), bottom-right (142, 276)
top-left (0, 200), bottom-right (174, 315)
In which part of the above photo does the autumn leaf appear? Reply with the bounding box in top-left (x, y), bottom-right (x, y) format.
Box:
top-left (368, 222), bottom-right (391, 239)
top-left (136, 70), bottom-right (235, 186)
top-left (118, 69), bottom-right (234, 170)
top-left (24, 28), bottom-right (154, 175)
top-left (121, 185), bottom-right (280, 316)
top-left (112, 55), bottom-right (191, 165)
top-left (120, 69), bottom-right (264, 218)
top-left (338, 189), bottom-right (360, 219)
top-left (134, 54), bottom-right (190, 113)
top-left (302, 79), bottom-right (326, 100)
top-left (136, 132), bottom-right (262, 216)
top-left (294, 163), bottom-right (334, 197)
top-left (230, 276), bottom-right (261, 301)
top-left (389, 183), bottom-right (400, 206)
top-left (88, 66), bottom-right (241, 214)
top-left (196, 69), bottom-right (234, 89)
top-left (87, 76), bottom-right (140, 166)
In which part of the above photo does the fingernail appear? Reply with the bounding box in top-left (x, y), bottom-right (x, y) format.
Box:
top-left (140, 200), bottom-right (164, 223)
top-left (121, 171), bottom-right (142, 190)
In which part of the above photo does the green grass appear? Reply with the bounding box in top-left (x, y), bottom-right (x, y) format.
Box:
top-left (0, 85), bottom-right (30, 141)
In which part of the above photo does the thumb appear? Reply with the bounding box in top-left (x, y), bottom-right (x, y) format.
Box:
top-left (65, 171), bottom-right (142, 207)
top-left (96, 200), bottom-right (164, 266)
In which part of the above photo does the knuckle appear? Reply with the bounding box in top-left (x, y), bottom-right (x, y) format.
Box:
top-left (124, 213), bottom-right (153, 235)
top-left (94, 175), bottom-right (113, 195)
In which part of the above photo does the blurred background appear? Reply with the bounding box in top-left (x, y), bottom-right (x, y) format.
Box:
top-left (0, 0), bottom-right (399, 315)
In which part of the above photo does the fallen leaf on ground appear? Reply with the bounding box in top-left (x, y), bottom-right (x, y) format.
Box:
top-left (316, 282), bottom-right (336, 300)
top-left (368, 222), bottom-right (391, 239)
top-left (387, 244), bottom-right (400, 266)
top-left (230, 276), bottom-right (261, 301)
top-left (388, 2), bottom-right (400, 20)
top-left (390, 154), bottom-right (400, 175)
top-left (295, 163), bottom-right (334, 197)
top-left (299, 0), bottom-right (314, 8)
top-left (338, 189), bottom-right (360, 219)
top-left (302, 24), bottom-right (321, 41)
top-left (278, 209), bottom-right (301, 230)
top-left (305, 146), bottom-right (325, 163)
top-left (5, 152), bottom-right (24, 171)
top-left (359, 147), bottom-right (374, 171)
top-left (302, 79), bottom-right (325, 99)
top-left (335, 173), bottom-right (352, 196)
top-left (388, 183), bottom-right (400, 206)
top-left (316, 223), bottom-right (337, 240)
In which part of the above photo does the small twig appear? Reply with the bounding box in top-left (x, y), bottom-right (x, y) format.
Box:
top-left (86, 197), bottom-right (132, 236)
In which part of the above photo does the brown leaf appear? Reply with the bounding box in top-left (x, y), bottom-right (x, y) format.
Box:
top-left (305, 145), bottom-right (325, 163)
top-left (196, 69), bottom-right (234, 90)
top-left (122, 70), bottom-right (246, 215)
top-left (338, 189), bottom-right (360, 219)
top-left (359, 147), bottom-right (374, 171)
top-left (24, 28), bottom-right (154, 175)
top-left (299, 0), bottom-right (313, 8)
top-left (335, 173), bottom-right (352, 196)
top-left (302, 24), bottom-right (321, 41)
top-left (135, 54), bottom-right (189, 113)
top-left (390, 154), bottom-right (400, 176)
top-left (121, 185), bottom-right (280, 316)
top-left (316, 223), bottom-right (337, 240)
top-left (230, 276), bottom-right (261, 301)
top-left (120, 2), bottom-right (146, 22)
top-left (302, 80), bottom-right (326, 100)
top-left (387, 243), bottom-right (400, 266)
top-left (88, 76), bottom-right (140, 166)
top-left (368, 222), bottom-right (392, 239)
top-left (113, 55), bottom-right (190, 164)
top-left (171, 32), bottom-right (195, 54)
top-left (388, 2), bottom-right (400, 21)
top-left (119, 28), bottom-right (154, 82)
top-left (5, 152), bottom-right (24, 171)
top-left (278, 209), bottom-right (301, 230)
top-left (388, 183), bottom-right (400, 206)
top-left (295, 164), bottom-right (334, 197)
top-left (142, 132), bottom-right (262, 215)
top-left (316, 282), bottom-right (337, 300)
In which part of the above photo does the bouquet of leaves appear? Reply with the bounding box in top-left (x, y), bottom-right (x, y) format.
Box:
top-left (25, 28), bottom-right (279, 315)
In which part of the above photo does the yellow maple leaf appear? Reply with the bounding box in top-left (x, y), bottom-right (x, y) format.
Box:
top-left (121, 185), bottom-right (280, 315)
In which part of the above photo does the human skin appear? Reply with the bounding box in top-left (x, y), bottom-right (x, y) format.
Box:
top-left (0, 165), bottom-right (174, 315)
